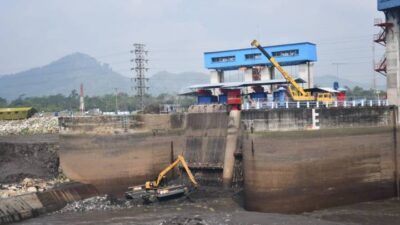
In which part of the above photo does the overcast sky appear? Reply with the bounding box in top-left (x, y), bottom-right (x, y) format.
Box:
top-left (0, 0), bottom-right (386, 87)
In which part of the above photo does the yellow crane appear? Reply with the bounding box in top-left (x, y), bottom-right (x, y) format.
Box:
top-left (125, 155), bottom-right (198, 202)
top-left (251, 40), bottom-right (333, 103)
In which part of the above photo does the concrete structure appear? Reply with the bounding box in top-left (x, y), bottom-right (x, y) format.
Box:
top-left (58, 106), bottom-right (400, 213)
top-left (242, 107), bottom-right (399, 213)
top-left (204, 42), bottom-right (317, 89)
top-left (0, 182), bottom-right (98, 223)
top-left (79, 83), bottom-right (85, 114)
top-left (378, 1), bottom-right (400, 109)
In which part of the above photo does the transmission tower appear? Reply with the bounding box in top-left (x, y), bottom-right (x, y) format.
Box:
top-left (130, 43), bottom-right (149, 111)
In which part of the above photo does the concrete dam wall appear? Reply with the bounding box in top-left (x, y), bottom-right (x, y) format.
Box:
top-left (59, 114), bottom-right (186, 194)
top-left (59, 112), bottom-right (232, 192)
top-left (184, 112), bottom-right (230, 184)
top-left (241, 107), bottom-right (399, 213)
top-left (55, 106), bottom-right (399, 213)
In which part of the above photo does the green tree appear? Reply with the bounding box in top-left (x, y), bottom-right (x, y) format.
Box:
top-left (0, 97), bottom-right (7, 107)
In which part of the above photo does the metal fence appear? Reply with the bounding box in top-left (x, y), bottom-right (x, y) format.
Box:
top-left (242, 99), bottom-right (389, 110)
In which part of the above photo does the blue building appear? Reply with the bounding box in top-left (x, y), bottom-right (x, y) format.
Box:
top-left (204, 42), bottom-right (317, 70)
top-left (378, 0), bottom-right (400, 11)
top-left (204, 42), bottom-right (317, 89)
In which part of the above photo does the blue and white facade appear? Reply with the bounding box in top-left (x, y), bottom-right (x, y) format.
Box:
top-left (204, 42), bottom-right (317, 70)
top-left (378, 0), bottom-right (400, 11)
top-left (204, 42), bottom-right (317, 89)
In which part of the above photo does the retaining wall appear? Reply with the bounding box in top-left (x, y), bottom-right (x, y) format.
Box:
top-left (241, 107), bottom-right (399, 213)
top-left (59, 114), bottom-right (186, 194)
top-left (0, 182), bottom-right (98, 224)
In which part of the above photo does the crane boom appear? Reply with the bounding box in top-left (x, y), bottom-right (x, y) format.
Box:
top-left (251, 40), bottom-right (308, 97)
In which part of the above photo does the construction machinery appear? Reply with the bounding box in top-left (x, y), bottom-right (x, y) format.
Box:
top-left (251, 40), bottom-right (334, 103)
top-left (125, 155), bottom-right (198, 202)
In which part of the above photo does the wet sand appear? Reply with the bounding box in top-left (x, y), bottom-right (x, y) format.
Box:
top-left (18, 188), bottom-right (400, 225)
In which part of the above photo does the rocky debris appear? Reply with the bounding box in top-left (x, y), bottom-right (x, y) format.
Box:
top-left (57, 195), bottom-right (141, 213)
top-left (0, 176), bottom-right (70, 198)
top-left (0, 117), bottom-right (59, 136)
top-left (160, 216), bottom-right (209, 225)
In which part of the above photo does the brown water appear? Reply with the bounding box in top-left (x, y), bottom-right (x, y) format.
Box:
top-left (19, 188), bottom-right (400, 225)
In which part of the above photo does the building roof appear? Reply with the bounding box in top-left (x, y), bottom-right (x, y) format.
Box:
top-left (0, 107), bottom-right (33, 113)
top-left (306, 87), bottom-right (341, 93)
top-left (186, 78), bottom-right (306, 90)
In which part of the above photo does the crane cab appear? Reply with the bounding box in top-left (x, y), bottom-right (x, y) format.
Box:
top-left (316, 93), bottom-right (334, 103)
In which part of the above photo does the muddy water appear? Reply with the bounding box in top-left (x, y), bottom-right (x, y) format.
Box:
top-left (18, 188), bottom-right (400, 225)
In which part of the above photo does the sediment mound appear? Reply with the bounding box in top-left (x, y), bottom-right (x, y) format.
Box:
top-left (160, 215), bottom-right (209, 225)
top-left (57, 195), bottom-right (140, 213)
top-left (0, 117), bottom-right (59, 136)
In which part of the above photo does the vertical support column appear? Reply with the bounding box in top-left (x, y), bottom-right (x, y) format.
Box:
top-left (210, 70), bottom-right (224, 96)
top-left (222, 110), bottom-right (241, 188)
top-left (244, 68), bottom-right (253, 94)
top-left (298, 62), bottom-right (314, 89)
top-left (260, 66), bottom-right (275, 93)
top-left (210, 70), bottom-right (224, 84)
top-left (386, 9), bottom-right (400, 124)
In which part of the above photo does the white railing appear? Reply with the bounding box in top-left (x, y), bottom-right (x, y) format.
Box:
top-left (242, 99), bottom-right (389, 110)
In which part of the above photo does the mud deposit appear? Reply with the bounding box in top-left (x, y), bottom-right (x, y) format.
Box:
top-left (17, 187), bottom-right (400, 225)
top-left (0, 135), bottom-right (59, 183)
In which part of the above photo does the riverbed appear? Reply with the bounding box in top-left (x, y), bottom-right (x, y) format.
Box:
top-left (18, 187), bottom-right (400, 225)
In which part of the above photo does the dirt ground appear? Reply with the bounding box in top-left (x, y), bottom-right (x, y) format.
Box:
top-left (18, 187), bottom-right (400, 225)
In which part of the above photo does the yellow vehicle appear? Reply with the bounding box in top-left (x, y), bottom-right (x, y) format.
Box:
top-left (251, 40), bottom-right (334, 103)
top-left (0, 107), bottom-right (36, 120)
top-left (125, 155), bottom-right (198, 202)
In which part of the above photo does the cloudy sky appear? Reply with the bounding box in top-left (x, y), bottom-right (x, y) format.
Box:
top-left (0, 0), bottom-right (385, 87)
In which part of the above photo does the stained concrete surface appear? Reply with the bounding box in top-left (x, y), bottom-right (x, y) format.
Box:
top-left (17, 188), bottom-right (400, 225)
top-left (0, 134), bottom-right (59, 183)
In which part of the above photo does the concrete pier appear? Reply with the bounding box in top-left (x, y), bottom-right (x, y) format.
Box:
top-left (386, 8), bottom-right (400, 107)
top-left (298, 62), bottom-right (314, 88)
top-left (222, 110), bottom-right (241, 187)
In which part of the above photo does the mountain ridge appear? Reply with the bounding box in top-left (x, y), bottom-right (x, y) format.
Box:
top-left (0, 53), bottom-right (209, 100)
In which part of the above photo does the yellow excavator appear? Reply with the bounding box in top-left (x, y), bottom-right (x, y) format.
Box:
top-left (125, 155), bottom-right (198, 202)
top-left (251, 40), bottom-right (334, 103)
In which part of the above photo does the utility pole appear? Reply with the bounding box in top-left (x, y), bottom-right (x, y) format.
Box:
top-left (332, 63), bottom-right (347, 82)
top-left (114, 88), bottom-right (118, 114)
top-left (131, 43), bottom-right (149, 111)
top-left (79, 83), bottom-right (85, 114)
top-left (372, 41), bottom-right (379, 99)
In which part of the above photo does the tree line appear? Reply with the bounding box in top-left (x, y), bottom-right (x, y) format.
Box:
top-left (0, 90), bottom-right (195, 113)
top-left (0, 86), bottom-right (386, 112)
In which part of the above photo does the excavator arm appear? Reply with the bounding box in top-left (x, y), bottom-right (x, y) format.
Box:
top-left (177, 155), bottom-right (198, 187)
top-left (151, 155), bottom-right (198, 188)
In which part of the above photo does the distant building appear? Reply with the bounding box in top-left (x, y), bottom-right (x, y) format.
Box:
top-left (204, 42), bottom-right (317, 89)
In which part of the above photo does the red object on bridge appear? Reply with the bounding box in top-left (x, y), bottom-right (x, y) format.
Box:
top-left (337, 91), bottom-right (346, 102)
top-left (227, 89), bottom-right (242, 111)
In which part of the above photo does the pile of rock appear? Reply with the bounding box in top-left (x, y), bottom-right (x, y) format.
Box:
top-left (57, 195), bottom-right (139, 213)
top-left (0, 177), bottom-right (70, 198)
top-left (160, 216), bottom-right (208, 225)
top-left (0, 117), bottom-right (59, 136)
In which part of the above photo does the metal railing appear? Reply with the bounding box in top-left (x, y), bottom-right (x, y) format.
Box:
top-left (242, 99), bottom-right (389, 110)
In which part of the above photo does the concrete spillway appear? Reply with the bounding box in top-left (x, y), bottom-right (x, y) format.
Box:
top-left (56, 106), bottom-right (400, 213)
top-left (242, 107), bottom-right (398, 213)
